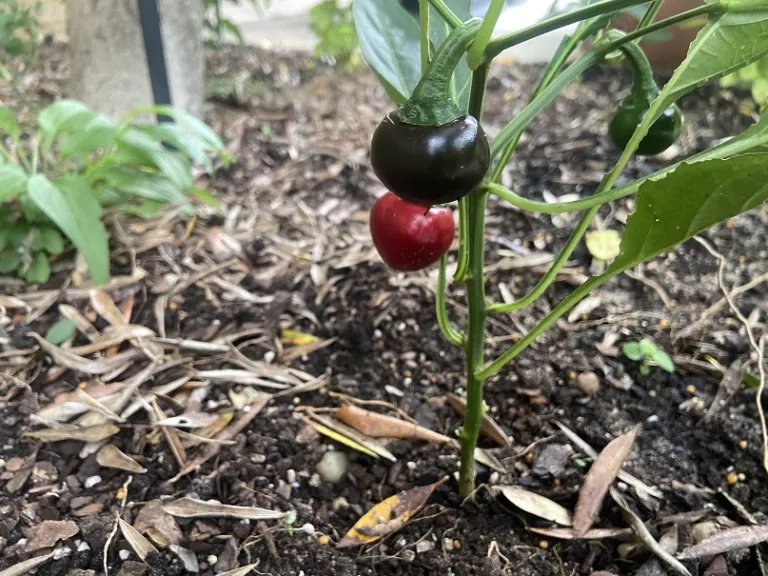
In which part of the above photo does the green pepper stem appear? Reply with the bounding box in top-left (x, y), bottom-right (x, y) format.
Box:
top-left (636, 0), bottom-right (665, 29)
top-left (483, 0), bottom-right (649, 64)
top-left (467, 0), bottom-right (505, 70)
top-left (608, 31), bottom-right (659, 100)
top-left (427, 0), bottom-right (462, 28)
top-left (401, 18), bottom-right (482, 126)
top-left (477, 6), bottom-right (723, 381)
top-left (419, 0), bottom-right (430, 72)
top-left (486, 205), bottom-right (599, 314)
top-left (454, 196), bottom-right (470, 282)
top-left (458, 64), bottom-right (489, 499)
top-left (436, 255), bottom-right (464, 346)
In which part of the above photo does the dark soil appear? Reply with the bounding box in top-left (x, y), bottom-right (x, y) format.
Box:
top-left (1, 43), bottom-right (767, 576)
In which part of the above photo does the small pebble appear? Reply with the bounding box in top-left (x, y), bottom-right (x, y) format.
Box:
top-left (207, 555), bottom-right (218, 565)
top-left (443, 538), bottom-right (453, 552)
top-left (309, 473), bottom-right (322, 488)
top-left (119, 549), bottom-right (131, 560)
top-left (406, 462), bottom-right (417, 471)
top-left (316, 451), bottom-right (348, 484)
top-left (686, 384), bottom-right (697, 394)
top-left (726, 472), bottom-right (739, 485)
top-left (538, 540), bottom-right (549, 550)
top-left (332, 496), bottom-right (349, 510)
top-left (415, 540), bottom-right (434, 554)
top-left (299, 523), bottom-right (315, 535)
top-left (401, 550), bottom-right (416, 562)
top-left (286, 469), bottom-right (297, 483)
top-left (739, 440), bottom-right (747, 449)
top-left (84, 475), bottom-right (102, 489)
top-left (576, 372), bottom-right (600, 395)
top-left (318, 534), bottom-right (331, 545)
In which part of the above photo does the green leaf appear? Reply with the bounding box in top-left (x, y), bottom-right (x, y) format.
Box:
top-left (120, 199), bottom-right (164, 217)
top-left (651, 9), bottom-right (768, 117)
top-left (102, 168), bottom-right (189, 205)
top-left (188, 185), bottom-right (223, 209)
top-left (638, 338), bottom-right (658, 357)
top-left (22, 251), bottom-right (50, 284)
top-left (125, 106), bottom-right (225, 154)
top-left (60, 114), bottom-right (118, 158)
top-left (353, 0), bottom-right (421, 104)
top-left (649, 348), bottom-right (675, 373)
top-left (639, 364), bottom-right (651, 376)
top-left (0, 164), bottom-right (28, 202)
top-left (133, 123), bottom-right (213, 172)
top-left (744, 371), bottom-right (760, 389)
top-left (30, 227), bottom-right (65, 255)
top-left (220, 17), bottom-right (245, 44)
top-left (44, 318), bottom-right (77, 345)
top-left (26, 174), bottom-right (110, 285)
top-left (0, 106), bottom-right (19, 138)
top-left (117, 128), bottom-right (193, 189)
top-left (609, 155), bottom-right (768, 272)
top-left (37, 100), bottom-right (95, 148)
top-left (0, 249), bottom-right (20, 273)
top-left (622, 341), bottom-right (644, 361)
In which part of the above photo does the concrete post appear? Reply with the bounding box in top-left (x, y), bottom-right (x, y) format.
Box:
top-left (66, 0), bottom-right (204, 120)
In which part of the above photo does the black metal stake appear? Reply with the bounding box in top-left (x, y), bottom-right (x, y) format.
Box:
top-left (137, 0), bottom-right (172, 123)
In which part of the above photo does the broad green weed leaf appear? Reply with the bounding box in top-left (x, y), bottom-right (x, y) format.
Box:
top-left (23, 252), bottom-right (51, 284)
top-left (622, 342), bottom-right (643, 361)
top-left (353, 0), bottom-right (421, 104)
top-left (27, 174), bottom-right (110, 285)
top-left (45, 318), bottom-right (77, 345)
top-left (650, 349), bottom-right (675, 373)
top-left (38, 100), bottom-right (95, 148)
top-left (117, 129), bottom-right (193, 189)
top-left (0, 249), bottom-right (20, 273)
top-left (128, 105), bottom-right (225, 153)
top-left (188, 185), bottom-right (223, 209)
top-left (134, 123), bottom-right (213, 172)
top-left (0, 106), bottom-right (19, 138)
top-left (0, 165), bottom-right (28, 202)
top-left (609, 155), bottom-right (768, 272)
top-left (30, 227), bottom-right (65, 255)
top-left (60, 115), bottom-right (117, 157)
top-left (103, 169), bottom-right (189, 205)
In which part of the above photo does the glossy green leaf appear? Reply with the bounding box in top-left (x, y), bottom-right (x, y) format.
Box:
top-left (117, 128), bottom-right (193, 189)
top-left (23, 252), bottom-right (51, 284)
top-left (45, 318), bottom-right (78, 345)
top-left (353, 0), bottom-right (421, 104)
top-left (0, 106), bottom-right (19, 138)
top-left (610, 154), bottom-right (768, 272)
top-left (134, 123), bottom-right (213, 172)
top-left (652, 9), bottom-right (768, 117)
top-left (60, 115), bottom-right (117, 157)
top-left (26, 174), bottom-right (110, 285)
top-left (650, 348), bottom-right (675, 373)
top-left (0, 164), bottom-right (28, 202)
top-left (126, 106), bottom-right (225, 154)
top-left (622, 341), bottom-right (643, 361)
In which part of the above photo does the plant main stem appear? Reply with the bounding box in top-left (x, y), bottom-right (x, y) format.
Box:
top-left (459, 65), bottom-right (489, 498)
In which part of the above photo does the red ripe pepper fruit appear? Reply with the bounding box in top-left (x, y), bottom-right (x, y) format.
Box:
top-left (369, 192), bottom-right (455, 271)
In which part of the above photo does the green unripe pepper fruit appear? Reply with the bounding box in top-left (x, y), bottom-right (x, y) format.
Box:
top-left (608, 40), bottom-right (683, 156)
top-left (370, 18), bottom-right (491, 206)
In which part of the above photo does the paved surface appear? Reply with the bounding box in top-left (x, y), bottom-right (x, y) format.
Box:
top-left (223, 0), bottom-right (566, 63)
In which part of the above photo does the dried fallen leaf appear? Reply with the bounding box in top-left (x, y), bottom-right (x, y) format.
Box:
top-left (135, 500), bottom-right (183, 547)
top-left (496, 486), bottom-right (573, 526)
top-left (679, 525), bottom-right (768, 559)
top-left (216, 565), bottom-right (260, 576)
top-left (528, 526), bottom-right (633, 540)
top-left (338, 477), bottom-right (447, 548)
top-left (573, 425), bottom-right (640, 536)
top-left (335, 405), bottom-right (450, 444)
top-left (304, 412), bottom-right (396, 461)
top-left (0, 551), bottom-right (54, 576)
top-left (119, 517), bottom-right (158, 561)
top-left (96, 445), bottom-right (146, 473)
top-left (555, 421), bottom-right (662, 501)
top-left (162, 497), bottom-right (288, 521)
top-left (280, 329), bottom-right (319, 346)
top-left (610, 487), bottom-right (691, 576)
top-left (26, 520), bottom-right (79, 551)
top-left (195, 369), bottom-right (289, 389)
top-left (30, 333), bottom-right (143, 375)
top-left (25, 424), bottom-right (120, 443)
top-left (155, 412), bottom-right (220, 429)
top-left (169, 545), bottom-right (199, 572)
top-left (446, 394), bottom-right (514, 449)
top-left (170, 394), bottom-right (270, 483)
top-left (76, 388), bottom-right (125, 422)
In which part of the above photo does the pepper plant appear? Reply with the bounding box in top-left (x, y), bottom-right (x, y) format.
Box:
top-left (356, 0), bottom-right (768, 497)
